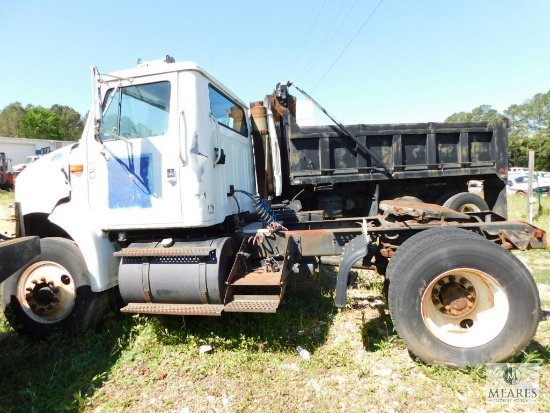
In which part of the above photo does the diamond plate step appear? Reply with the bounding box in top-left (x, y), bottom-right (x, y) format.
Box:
top-left (223, 295), bottom-right (281, 313)
top-left (121, 303), bottom-right (223, 316)
top-left (114, 247), bottom-right (214, 258)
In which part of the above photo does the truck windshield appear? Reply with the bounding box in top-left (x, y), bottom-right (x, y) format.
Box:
top-left (101, 81), bottom-right (171, 140)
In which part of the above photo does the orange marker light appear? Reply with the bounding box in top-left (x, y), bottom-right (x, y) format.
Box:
top-left (69, 164), bottom-right (84, 173)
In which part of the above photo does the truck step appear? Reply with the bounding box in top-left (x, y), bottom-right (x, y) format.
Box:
top-left (223, 295), bottom-right (280, 313)
top-left (229, 269), bottom-right (283, 286)
top-left (114, 247), bottom-right (214, 258)
top-left (120, 303), bottom-right (224, 316)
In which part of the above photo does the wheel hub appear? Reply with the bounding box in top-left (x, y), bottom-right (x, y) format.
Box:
top-left (17, 261), bottom-right (77, 323)
top-left (458, 203), bottom-right (480, 213)
top-left (431, 275), bottom-right (477, 317)
top-left (27, 279), bottom-right (60, 313)
top-left (421, 268), bottom-right (509, 348)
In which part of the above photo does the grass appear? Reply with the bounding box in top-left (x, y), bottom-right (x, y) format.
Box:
top-left (0, 190), bottom-right (14, 203)
top-left (0, 189), bottom-right (549, 412)
top-left (508, 194), bottom-right (550, 284)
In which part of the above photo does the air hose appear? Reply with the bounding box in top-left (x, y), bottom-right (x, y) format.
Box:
top-left (234, 190), bottom-right (277, 226)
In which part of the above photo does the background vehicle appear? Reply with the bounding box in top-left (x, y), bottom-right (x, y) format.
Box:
top-left (12, 155), bottom-right (40, 174)
top-left (0, 152), bottom-right (14, 190)
top-left (506, 174), bottom-right (550, 195)
top-left (509, 166), bottom-right (528, 174)
top-left (3, 57), bottom-right (545, 367)
top-left (535, 171), bottom-right (550, 186)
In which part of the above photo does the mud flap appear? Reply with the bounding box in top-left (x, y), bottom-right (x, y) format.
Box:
top-left (335, 234), bottom-right (369, 308)
top-left (0, 237), bottom-right (40, 284)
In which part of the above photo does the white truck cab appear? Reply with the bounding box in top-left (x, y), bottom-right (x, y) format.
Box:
top-left (14, 58), bottom-right (256, 295)
top-left (87, 59), bottom-right (255, 230)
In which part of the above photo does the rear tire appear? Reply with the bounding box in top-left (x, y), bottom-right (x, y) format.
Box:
top-left (1, 237), bottom-right (108, 339)
top-left (442, 192), bottom-right (488, 212)
top-left (386, 228), bottom-right (540, 367)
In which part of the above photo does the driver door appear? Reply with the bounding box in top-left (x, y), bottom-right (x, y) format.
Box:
top-left (87, 73), bottom-right (182, 230)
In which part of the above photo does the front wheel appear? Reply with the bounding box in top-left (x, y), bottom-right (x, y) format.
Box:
top-left (2, 237), bottom-right (108, 339)
top-left (386, 228), bottom-right (540, 367)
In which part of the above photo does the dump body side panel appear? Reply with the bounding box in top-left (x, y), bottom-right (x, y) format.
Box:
top-left (271, 95), bottom-right (508, 216)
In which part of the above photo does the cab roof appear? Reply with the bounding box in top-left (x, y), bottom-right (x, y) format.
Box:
top-left (103, 58), bottom-right (248, 108)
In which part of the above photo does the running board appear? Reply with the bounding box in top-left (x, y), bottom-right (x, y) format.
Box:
top-left (121, 295), bottom-right (281, 316)
top-left (120, 303), bottom-right (224, 316)
top-left (114, 247), bottom-right (214, 258)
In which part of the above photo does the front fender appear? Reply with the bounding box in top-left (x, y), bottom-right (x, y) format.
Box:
top-left (15, 146), bottom-right (75, 215)
top-left (48, 202), bottom-right (119, 292)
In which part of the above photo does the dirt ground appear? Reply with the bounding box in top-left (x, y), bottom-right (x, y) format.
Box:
top-left (0, 199), bottom-right (15, 238)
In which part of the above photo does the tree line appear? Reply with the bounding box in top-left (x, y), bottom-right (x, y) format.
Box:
top-left (0, 103), bottom-right (86, 141)
top-left (445, 90), bottom-right (550, 171)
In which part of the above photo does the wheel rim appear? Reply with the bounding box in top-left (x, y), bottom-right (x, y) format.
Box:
top-left (457, 203), bottom-right (481, 213)
top-left (421, 268), bottom-right (509, 348)
top-left (16, 261), bottom-right (77, 324)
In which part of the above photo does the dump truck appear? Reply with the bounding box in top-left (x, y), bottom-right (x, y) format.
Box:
top-left (3, 57), bottom-right (545, 367)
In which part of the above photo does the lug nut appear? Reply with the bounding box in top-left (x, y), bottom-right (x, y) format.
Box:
top-left (25, 294), bottom-right (33, 301)
top-left (46, 304), bottom-right (54, 311)
top-left (38, 306), bottom-right (46, 313)
top-left (30, 303), bottom-right (37, 310)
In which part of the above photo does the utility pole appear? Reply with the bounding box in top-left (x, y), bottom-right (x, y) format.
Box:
top-left (527, 151), bottom-right (535, 224)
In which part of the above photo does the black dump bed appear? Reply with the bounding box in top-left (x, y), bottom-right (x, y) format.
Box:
top-left (291, 121), bottom-right (508, 185)
top-left (267, 93), bottom-right (509, 217)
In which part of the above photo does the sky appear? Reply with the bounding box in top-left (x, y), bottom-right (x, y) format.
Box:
top-left (1, 0), bottom-right (550, 125)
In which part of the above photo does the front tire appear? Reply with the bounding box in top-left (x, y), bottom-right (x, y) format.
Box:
top-left (1, 237), bottom-right (108, 339)
top-left (386, 228), bottom-right (540, 367)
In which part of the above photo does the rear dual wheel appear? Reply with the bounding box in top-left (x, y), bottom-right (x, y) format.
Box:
top-left (441, 192), bottom-right (489, 213)
top-left (386, 228), bottom-right (540, 367)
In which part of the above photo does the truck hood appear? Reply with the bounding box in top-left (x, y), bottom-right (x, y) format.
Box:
top-left (16, 145), bottom-right (75, 215)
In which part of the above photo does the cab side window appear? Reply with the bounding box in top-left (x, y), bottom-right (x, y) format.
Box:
top-left (208, 85), bottom-right (248, 137)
